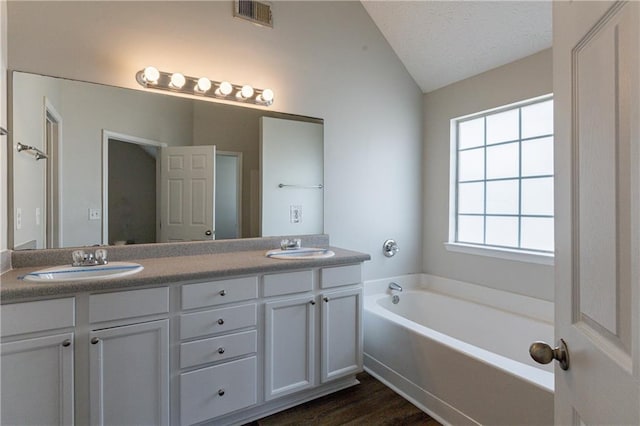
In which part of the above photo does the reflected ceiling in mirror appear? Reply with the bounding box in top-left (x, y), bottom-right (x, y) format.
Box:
top-left (10, 71), bottom-right (323, 250)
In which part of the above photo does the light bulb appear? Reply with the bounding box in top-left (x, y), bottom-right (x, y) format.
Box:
top-left (170, 73), bottom-right (186, 89)
top-left (238, 85), bottom-right (254, 100)
top-left (142, 66), bottom-right (160, 84)
top-left (195, 77), bottom-right (211, 93)
top-left (258, 88), bottom-right (274, 103)
top-left (216, 81), bottom-right (233, 96)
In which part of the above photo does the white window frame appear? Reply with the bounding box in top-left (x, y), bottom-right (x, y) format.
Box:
top-left (447, 94), bottom-right (554, 265)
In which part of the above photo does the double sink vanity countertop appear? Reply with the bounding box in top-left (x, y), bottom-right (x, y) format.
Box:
top-left (0, 246), bottom-right (370, 302)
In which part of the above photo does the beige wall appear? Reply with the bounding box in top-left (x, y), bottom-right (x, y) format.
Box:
top-left (423, 49), bottom-right (554, 301)
top-left (108, 141), bottom-right (157, 245)
top-left (12, 72), bottom-right (195, 247)
top-left (11, 73), bottom-right (61, 248)
top-left (7, 1), bottom-right (424, 280)
top-left (1, 0), bottom-right (8, 260)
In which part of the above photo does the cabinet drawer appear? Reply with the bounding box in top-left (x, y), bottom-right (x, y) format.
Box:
top-left (180, 303), bottom-right (257, 340)
top-left (1, 298), bottom-right (75, 337)
top-left (90, 287), bottom-right (169, 323)
top-left (180, 356), bottom-right (257, 426)
top-left (263, 270), bottom-right (313, 297)
top-left (180, 330), bottom-right (257, 369)
top-left (320, 264), bottom-right (361, 289)
top-left (182, 276), bottom-right (258, 310)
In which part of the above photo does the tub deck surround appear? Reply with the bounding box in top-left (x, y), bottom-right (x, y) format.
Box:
top-left (1, 246), bottom-right (369, 302)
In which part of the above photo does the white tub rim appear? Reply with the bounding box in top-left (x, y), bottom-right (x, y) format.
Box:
top-left (365, 273), bottom-right (554, 324)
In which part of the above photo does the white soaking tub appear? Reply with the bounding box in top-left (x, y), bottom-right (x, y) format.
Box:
top-left (363, 274), bottom-right (554, 425)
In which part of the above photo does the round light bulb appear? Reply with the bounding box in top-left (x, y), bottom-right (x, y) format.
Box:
top-left (142, 66), bottom-right (160, 84)
top-left (218, 81), bottom-right (233, 96)
top-left (260, 89), bottom-right (274, 102)
top-left (196, 77), bottom-right (211, 93)
top-left (240, 85), bottom-right (254, 99)
top-left (170, 73), bottom-right (186, 89)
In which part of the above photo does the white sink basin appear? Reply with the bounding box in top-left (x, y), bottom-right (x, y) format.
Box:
top-left (266, 248), bottom-right (335, 260)
top-left (22, 262), bottom-right (144, 282)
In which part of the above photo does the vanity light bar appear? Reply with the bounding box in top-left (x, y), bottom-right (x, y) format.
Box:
top-left (135, 67), bottom-right (274, 106)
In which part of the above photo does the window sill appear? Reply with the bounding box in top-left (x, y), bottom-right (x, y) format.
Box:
top-left (444, 242), bottom-right (554, 266)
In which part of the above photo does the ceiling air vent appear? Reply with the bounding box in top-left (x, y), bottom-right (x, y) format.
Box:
top-left (234, 0), bottom-right (273, 28)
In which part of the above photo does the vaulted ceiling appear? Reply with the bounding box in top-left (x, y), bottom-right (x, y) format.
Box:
top-left (361, 1), bottom-right (552, 93)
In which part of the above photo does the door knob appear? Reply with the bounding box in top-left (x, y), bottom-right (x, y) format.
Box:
top-left (529, 338), bottom-right (570, 370)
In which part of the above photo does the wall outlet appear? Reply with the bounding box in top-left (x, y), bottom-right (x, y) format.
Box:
top-left (36, 208), bottom-right (41, 226)
top-left (290, 205), bottom-right (302, 224)
top-left (16, 208), bottom-right (22, 229)
top-left (89, 208), bottom-right (101, 220)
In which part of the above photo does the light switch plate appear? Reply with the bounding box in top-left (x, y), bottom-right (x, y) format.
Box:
top-left (290, 205), bottom-right (302, 224)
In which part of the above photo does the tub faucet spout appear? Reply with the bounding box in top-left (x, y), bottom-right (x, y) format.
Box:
top-left (388, 282), bottom-right (403, 292)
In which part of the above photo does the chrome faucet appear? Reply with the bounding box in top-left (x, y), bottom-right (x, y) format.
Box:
top-left (388, 282), bottom-right (403, 292)
top-left (72, 249), bottom-right (108, 266)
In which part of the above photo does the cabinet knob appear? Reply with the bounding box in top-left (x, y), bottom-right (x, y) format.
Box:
top-left (205, 230), bottom-right (212, 236)
top-left (217, 389), bottom-right (225, 396)
top-left (91, 337), bottom-right (100, 345)
top-left (62, 339), bottom-right (71, 347)
top-left (323, 297), bottom-right (329, 303)
top-left (219, 289), bottom-right (226, 296)
top-left (217, 347), bottom-right (225, 354)
top-left (309, 300), bottom-right (316, 305)
top-left (217, 318), bottom-right (225, 325)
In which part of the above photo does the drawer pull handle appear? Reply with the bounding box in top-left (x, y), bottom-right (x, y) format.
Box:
top-left (323, 297), bottom-right (329, 303)
top-left (219, 289), bottom-right (226, 296)
top-left (218, 389), bottom-right (225, 396)
top-left (217, 318), bottom-right (225, 325)
top-left (62, 339), bottom-right (71, 347)
top-left (309, 300), bottom-right (316, 305)
top-left (217, 347), bottom-right (225, 354)
top-left (91, 337), bottom-right (100, 345)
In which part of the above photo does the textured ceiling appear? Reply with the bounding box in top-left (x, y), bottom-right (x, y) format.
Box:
top-left (361, 1), bottom-right (552, 93)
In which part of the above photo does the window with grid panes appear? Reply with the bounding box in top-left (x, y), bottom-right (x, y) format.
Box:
top-left (452, 96), bottom-right (554, 253)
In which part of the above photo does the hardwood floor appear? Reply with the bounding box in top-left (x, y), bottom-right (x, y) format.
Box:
top-left (247, 372), bottom-right (441, 426)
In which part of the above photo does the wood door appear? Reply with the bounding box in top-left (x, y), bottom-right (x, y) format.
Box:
top-left (160, 145), bottom-right (215, 242)
top-left (1, 333), bottom-right (74, 426)
top-left (553, 1), bottom-right (639, 423)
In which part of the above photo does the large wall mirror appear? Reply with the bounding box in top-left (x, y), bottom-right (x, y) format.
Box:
top-left (10, 71), bottom-right (324, 250)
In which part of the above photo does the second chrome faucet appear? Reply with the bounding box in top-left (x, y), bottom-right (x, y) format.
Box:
top-left (388, 282), bottom-right (403, 292)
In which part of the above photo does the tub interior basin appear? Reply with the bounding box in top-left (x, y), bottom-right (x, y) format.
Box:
top-left (266, 248), bottom-right (335, 259)
top-left (22, 262), bottom-right (144, 282)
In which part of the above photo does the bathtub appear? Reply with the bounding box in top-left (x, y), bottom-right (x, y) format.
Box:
top-left (363, 274), bottom-right (554, 426)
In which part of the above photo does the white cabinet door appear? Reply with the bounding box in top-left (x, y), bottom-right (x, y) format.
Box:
top-left (320, 288), bottom-right (363, 382)
top-left (89, 319), bottom-right (169, 426)
top-left (264, 295), bottom-right (316, 400)
top-left (1, 333), bottom-right (74, 426)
